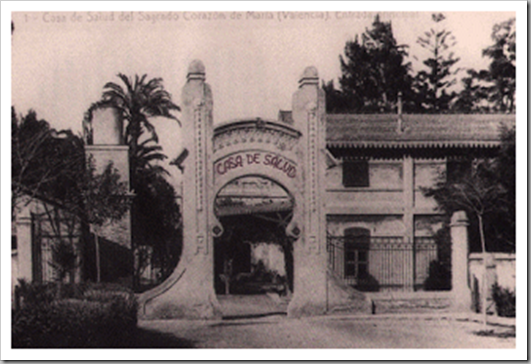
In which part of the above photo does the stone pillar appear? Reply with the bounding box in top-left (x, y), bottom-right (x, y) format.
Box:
top-left (15, 211), bottom-right (33, 282)
top-left (403, 156), bottom-right (415, 290)
top-left (287, 66), bottom-right (328, 317)
top-left (138, 60), bottom-right (221, 319)
top-left (450, 211), bottom-right (471, 312)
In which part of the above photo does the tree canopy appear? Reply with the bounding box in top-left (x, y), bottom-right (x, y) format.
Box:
top-left (327, 13), bottom-right (516, 115)
top-left (413, 13), bottom-right (460, 113)
top-left (101, 74), bottom-right (180, 151)
top-left (423, 125), bottom-right (515, 253)
top-left (481, 17), bottom-right (516, 113)
top-left (332, 15), bottom-right (412, 113)
top-left (12, 108), bottom-right (85, 215)
top-left (454, 18), bottom-right (516, 114)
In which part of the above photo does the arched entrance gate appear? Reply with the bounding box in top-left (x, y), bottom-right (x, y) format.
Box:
top-left (138, 61), bottom-right (332, 319)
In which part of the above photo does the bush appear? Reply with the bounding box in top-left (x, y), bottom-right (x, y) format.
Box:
top-left (492, 283), bottom-right (515, 317)
top-left (12, 282), bottom-right (137, 348)
top-left (355, 274), bottom-right (380, 292)
top-left (424, 260), bottom-right (451, 291)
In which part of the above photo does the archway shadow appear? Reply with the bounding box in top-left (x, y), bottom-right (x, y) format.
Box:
top-left (222, 311), bottom-right (287, 320)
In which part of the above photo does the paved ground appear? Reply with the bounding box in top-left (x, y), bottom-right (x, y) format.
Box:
top-left (138, 295), bottom-right (515, 349)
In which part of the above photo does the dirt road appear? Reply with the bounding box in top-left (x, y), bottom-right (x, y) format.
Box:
top-left (139, 314), bottom-right (515, 349)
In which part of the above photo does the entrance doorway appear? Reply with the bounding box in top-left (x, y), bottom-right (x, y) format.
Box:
top-left (214, 176), bottom-right (294, 316)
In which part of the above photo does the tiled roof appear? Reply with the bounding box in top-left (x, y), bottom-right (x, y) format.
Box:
top-left (325, 114), bottom-right (515, 148)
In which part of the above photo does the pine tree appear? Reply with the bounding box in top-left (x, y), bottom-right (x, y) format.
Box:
top-left (413, 13), bottom-right (460, 113)
top-left (335, 15), bottom-right (412, 113)
top-left (453, 69), bottom-right (491, 113)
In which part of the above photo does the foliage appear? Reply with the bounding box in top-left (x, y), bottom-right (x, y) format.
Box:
top-left (454, 18), bottom-right (516, 113)
top-left (322, 80), bottom-right (352, 114)
top-left (15, 280), bottom-right (59, 307)
top-left (11, 109), bottom-right (85, 215)
top-left (12, 282), bottom-right (137, 348)
top-left (413, 13), bottom-right (460, 113)
top-left (482, 18), bottom-right (516, 113)
top-left (133, 171), bottom-right (182, 288)
top-left (424, 260), bottom-right (451, 291)
top-left (12, 108), bottom-right (131, 225)
top-left (101, 74), bottom-right (179, 177)
top-left (50, 240), bottom-right (78, 283)
top-left (423, 126), bottom-right (515, 253)
top-left (82, 157), bottom-right (132, 227)
top-left (333, 14), bottom-right (412, 113)
top-left (452, 69), bottom-right (492, 113)
top-left (478, 125), bottom-right (515, 250)
top-left (423, 227), bottom-right (452, 291)
top-left (491, 283), bottom-right (515, 317)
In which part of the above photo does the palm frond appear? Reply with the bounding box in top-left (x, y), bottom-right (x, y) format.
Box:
top-left (117, 73), bottom-right (134, 98)
top-left (144, 77), bottom-right (164, 93)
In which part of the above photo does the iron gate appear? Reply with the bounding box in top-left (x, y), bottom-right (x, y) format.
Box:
top-left (327, 235), bottom-right (450, 292)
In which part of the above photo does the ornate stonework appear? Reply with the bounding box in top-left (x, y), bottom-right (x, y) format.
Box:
top-left (213, 120), bottom-right (301, 153)
top-left (194, 99), bottom-right (205, 212)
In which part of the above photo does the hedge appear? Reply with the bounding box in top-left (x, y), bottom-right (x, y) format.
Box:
top-left (492, 283), bottom-right (516, 318)
top-left (12, 282), bottom-right (137, 348)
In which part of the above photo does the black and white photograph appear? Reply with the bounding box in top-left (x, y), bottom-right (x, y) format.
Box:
top-left (2, 2), bottom-right (526, 360)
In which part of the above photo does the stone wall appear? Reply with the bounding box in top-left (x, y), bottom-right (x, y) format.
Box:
top-left (469, 253), bottom-right (516, 292)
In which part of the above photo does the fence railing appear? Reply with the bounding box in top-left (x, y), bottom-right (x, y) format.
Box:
top-left (327, 236), bottom-right (449, 292)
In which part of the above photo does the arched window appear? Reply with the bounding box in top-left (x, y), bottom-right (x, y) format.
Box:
top-left (344, 227), bottom-right (370, 279)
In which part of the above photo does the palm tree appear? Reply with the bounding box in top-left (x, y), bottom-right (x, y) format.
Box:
top-left (100, 74), bottom-right (180, 290)
top-left (101, 74), bottom-right (180, 185)
top-left (133, 136), bottom-right (170, 181)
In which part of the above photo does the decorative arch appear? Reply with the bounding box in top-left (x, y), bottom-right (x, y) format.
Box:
top-left (137, 61), bottom-right (357, 320)
top-left (211, 119), bottom-right (303, 240)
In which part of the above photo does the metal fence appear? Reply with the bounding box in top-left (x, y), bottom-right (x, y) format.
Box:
top-left (31, 211), bottom-right (81, 283)
top-left (327, 235), bottom-right (449, 292)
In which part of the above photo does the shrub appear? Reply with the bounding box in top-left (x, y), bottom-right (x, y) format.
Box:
top-left (15, 280), bottom-right (58, 307)
top-left (12, 282), bottom-right (137, 348)
top-left (424, 260), bottom-right (451, 291)
top-left (491, 283), bottom-right (515, 317)
top-left (355, 273), bottom-right (380, 292)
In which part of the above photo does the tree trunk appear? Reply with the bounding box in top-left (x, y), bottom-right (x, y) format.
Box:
top-left (477, 213), bottom-right (488, 328)
top-left (95, 229), bottom-right (101, 283)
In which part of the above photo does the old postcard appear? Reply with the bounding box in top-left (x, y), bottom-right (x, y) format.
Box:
top-left (3, 1), bottom-right (525, 361)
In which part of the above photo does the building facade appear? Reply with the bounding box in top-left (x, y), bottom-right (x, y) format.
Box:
top-left (320, 114), bottom-right (514, 292)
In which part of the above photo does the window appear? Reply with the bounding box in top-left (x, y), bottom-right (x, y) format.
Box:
top-left (344, 228), bottom-right (370, 279)
top-left (343, 161), bottom-right (369, 187)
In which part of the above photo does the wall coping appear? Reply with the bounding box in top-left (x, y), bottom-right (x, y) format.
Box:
top-left (469, 252), bottom-right (515, 261)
